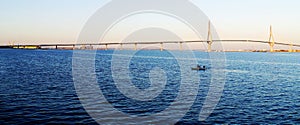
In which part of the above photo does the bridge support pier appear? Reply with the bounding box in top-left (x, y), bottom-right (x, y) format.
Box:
top-left (289, 44), bottom-right (294, 52)
top-left (120, 43), bottom-right (123, 50)
top-left (55, 45), bottom-right (58, 49)
top-left (105, 44), bottom-right (108, 50)
top-left (207, 42), bottom-right (212, 52)
top-left (160, 43), bottom-right (164, 51)
top-left (134, 43), bottom-right (137, 50)
top-left (269, 43), bottom-right (275, 52)
top-left (179, 42), bottom-right (183, 51)
top-left (73, 44), bottom-right (75, 50)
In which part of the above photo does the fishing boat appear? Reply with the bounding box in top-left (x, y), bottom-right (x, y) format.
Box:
top-left (191, 65), bottom-right (206, 71)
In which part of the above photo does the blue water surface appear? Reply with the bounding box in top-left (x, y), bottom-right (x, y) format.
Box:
top-left (0, 49), bottom-right (299, 124)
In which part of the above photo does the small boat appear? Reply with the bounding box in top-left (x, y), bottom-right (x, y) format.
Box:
top-left (192, 65), bottom-right (206, 71)
top-left (191, 67), bottom-right (206, 71)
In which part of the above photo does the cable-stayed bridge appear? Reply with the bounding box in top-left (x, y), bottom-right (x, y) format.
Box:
top-left (1, 23), bottom-right (300, 52)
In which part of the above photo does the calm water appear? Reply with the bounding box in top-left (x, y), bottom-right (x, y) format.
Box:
top-left (0, 49), bottom-right (299, 124)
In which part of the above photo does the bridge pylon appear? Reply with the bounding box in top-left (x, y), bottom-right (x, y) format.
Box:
top-left (268, 25), bottom-right (275, 52)
top-left (207, 21), bottom-right (213, 52)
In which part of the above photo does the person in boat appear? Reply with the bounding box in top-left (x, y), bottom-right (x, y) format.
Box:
top-left (197, 65), bottom-right (201, 69)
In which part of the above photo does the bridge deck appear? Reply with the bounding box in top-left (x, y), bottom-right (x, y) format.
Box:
top-left (1, 40), bottom-right (300, 49)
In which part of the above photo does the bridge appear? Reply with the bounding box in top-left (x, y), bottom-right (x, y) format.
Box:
top-left (1, 22), bottom-right (300, 52)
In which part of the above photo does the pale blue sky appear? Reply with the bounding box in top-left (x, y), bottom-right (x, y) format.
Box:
top-left (1, 0), bottom-right (300, 49)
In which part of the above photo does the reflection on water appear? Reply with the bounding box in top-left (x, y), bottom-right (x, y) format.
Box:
top-left (0, 50), bottom-right (299, 124)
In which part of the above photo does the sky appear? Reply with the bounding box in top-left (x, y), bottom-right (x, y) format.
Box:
top-left (1, 0), bottom-right (300, 50)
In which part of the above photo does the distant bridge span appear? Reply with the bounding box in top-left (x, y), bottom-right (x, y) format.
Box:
top-left (37, 39), bottom-right (300, 47)
top-left (2, 39), bottom-right (300, 52)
